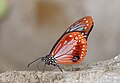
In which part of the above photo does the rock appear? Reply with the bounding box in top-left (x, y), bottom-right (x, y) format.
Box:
top-left (0, 54), bottom-right (120, 83)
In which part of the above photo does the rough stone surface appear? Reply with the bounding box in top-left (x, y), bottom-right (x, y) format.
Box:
top-left (0, 54), bottom-right (120, 83)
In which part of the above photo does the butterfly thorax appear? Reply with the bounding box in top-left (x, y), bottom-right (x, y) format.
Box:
top-left (41, 55), bottom-right (57, 66)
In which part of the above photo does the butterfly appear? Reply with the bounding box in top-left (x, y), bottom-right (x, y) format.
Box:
top-left (28, 16), bottom-right (94, 72)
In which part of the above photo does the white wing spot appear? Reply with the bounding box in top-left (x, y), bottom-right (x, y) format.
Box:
top-left (80, 56), bottom-right (83, 59)
top-left (78, 35), bottom-right (81, 37)
top-left (82, 48), bottom-right (85, 51)
top-left (82, 41), bottom-right (85, 44)
top-left (84, 18), bottom-right (86, 20)
top-left (85, 27), bottom-right (87, 29)
top-left (82, 33), bottom-right (84, 35)
top-left (75, 36), bottom-right (78, 40)
top-left (69, 35), bottom-right (73, 37)
top-left (86, 24), bottom-right (89, 26)
top-left (84, 35), bottom-right (87, 38)
top-left (81, 54), bottom-right (84, 57)
top-left (82, 45), bottom-right (85, 47)
top-left (86, 20), bottom-right (88, 23)
top-left (81, 51), bottom-right (84, 54)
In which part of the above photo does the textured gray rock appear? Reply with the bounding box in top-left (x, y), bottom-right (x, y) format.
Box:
top-left (0, 54), bottom-right (120, 83)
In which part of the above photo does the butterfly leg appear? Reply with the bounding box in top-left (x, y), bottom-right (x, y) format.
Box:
top-left (37, 61), bottom-right (41, 71)
top-left (54, 64), bottom-right (63, 72)
top-left (42, 63), bottom-right (47, 73)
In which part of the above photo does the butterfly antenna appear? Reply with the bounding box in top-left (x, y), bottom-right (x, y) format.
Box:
top-left (27, 57), bottom-right (42, 67)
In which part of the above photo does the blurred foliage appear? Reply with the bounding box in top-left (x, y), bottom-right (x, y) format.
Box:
top-left (0, 0), bottom-right (7, 19)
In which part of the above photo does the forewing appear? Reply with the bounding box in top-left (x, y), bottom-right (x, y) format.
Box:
top-left (66, 16), bottom-right (93, 40)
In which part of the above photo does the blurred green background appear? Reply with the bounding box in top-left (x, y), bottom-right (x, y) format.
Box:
top-left (0, 0), bottom-right (7, 19)
top-left (0, 0), bottom-right (120, 73)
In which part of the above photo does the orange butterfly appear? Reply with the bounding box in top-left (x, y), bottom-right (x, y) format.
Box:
top-left (28, 16), bottom-right (94, 72)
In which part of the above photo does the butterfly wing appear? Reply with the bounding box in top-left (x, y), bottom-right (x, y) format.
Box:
top-left (50, 32), bottom-right (87, 64)
top-left (50, 16), bottom-right (93, 54)
top-left (66, 16), bottom-right (93, 40)
top-left (49, 16), bottom-right (93, 64)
